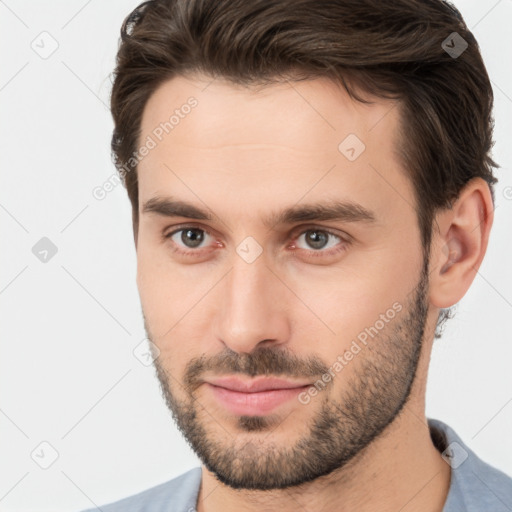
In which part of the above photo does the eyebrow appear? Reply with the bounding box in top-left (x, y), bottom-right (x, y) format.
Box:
top-left (142, 196), bottom-right (377, 228)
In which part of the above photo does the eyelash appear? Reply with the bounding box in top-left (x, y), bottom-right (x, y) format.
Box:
top-left (164, 224), bottom-right (351, 259)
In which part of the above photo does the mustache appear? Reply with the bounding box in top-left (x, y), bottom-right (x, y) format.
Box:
top-left (181, 346), bottom-right (330, 393)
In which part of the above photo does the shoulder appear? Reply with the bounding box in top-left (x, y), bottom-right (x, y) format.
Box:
top-left (428, 418), bottom-right (512, 512)
top-left (80, 466), bottom-right (202, 512)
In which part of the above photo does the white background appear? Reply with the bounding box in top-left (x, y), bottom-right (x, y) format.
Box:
top-left (1, 1), bottom-right (511, 511)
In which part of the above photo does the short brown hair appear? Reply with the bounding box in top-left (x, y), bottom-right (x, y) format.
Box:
top-left (110, 0), bottom-right (498, 268)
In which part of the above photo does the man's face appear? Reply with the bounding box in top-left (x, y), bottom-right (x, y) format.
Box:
top-left (136, 75), bottom-right (432, 490)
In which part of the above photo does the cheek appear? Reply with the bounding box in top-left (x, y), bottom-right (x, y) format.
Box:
top-left (137, 237), bottom-right (183, 335)
top-left (288, 247), bottom-right (419, 360)
top-left (137, 260), bottom-right (200, 380)
top-left (136, 237), bottom-right (221, 359)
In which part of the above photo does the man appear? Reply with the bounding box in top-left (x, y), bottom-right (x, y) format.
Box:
top-left (84, 0), bottom-right (512, 510)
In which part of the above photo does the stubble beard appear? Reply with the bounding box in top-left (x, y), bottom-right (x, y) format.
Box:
top-left (149, 258), bottom-right (430, 490)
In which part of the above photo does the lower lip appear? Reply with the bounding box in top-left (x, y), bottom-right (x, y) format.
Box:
top-left (206, 383), bottom-right (310, 416)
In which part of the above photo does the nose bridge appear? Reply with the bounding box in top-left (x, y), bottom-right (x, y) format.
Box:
top-left (215, 249), bottom-right (288, 353)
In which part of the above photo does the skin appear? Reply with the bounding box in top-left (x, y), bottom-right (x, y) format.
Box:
top-left (134, 74), bottom-right (493, 512)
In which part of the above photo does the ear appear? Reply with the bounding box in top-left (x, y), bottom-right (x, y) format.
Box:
top-left (429, 178), bottom-right (494, 309)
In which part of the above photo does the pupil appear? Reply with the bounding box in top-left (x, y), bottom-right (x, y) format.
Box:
top-left (307, 231), bottom-right (327, 249)
top-left (182, 229), bottom-right (204, 248)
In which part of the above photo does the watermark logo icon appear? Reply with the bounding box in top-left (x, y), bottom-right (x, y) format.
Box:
top-left (441, 441), bottom-right (468, 469)
top-left (442, 32), bottom-right (468, 59)
top-left (31, 31), bottom-right (59, 60)
top-left (338, 134), bottom-right (366, 161)
top-left (32, 237), bottom-right (58, 263)
top-left (236, 236), bottom-right (263, 264)
top-left (31, 441), bottom-right (59, 469)
top-left (133, 338), bottom-right (160, 366)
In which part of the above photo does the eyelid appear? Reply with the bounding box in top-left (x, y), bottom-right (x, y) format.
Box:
top-left (165, 224), bottom-right (219, 249)
top-left (164, 223), bottom-right (351, 256)
top-left (289, 224), bottom-right (351, 242)
top-left (165, 222), bottom-right (215, 237)
top-left (288, 226), bottom-right (351, 257)
top-left (165, 223), bottom-right (349, 240)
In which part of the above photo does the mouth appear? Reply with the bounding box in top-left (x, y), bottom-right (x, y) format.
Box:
top-left (204, 376), bottom-right (312, 416)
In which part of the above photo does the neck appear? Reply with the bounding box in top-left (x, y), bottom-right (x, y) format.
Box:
top-left (196, 403), bottom-right (451, 512)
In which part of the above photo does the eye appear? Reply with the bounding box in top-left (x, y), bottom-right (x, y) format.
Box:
top-left (164, 225), bottom-right (350, 259)
top-left (166, 226), bottom-right (215, 253)
top-left (291, 228), bottom-right (348, 257)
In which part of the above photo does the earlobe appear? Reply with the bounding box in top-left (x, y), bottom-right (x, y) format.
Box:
top-left (429, 178), bottom-right (494, 309)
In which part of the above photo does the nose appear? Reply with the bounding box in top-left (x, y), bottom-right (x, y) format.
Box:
top-left (213, 252), bottom-right (290, 354)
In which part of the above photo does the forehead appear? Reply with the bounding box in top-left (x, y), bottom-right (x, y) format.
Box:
top-left (137, 74), bottom-right (412, 225)
top-left (140, 73), bottom-right (401, 150)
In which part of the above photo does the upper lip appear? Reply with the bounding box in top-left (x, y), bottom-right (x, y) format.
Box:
top-left (205, 376), bottom-right (312, 393)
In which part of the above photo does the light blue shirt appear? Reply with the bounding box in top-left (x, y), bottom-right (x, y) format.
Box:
top-left (82, 419), bottom-right (512, 511)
